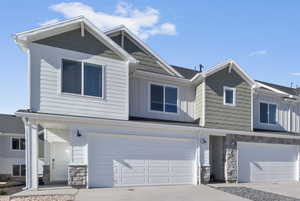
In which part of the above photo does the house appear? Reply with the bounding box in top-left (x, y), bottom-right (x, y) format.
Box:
top-left (13, 16), bottom-right (300, 190)
top-left (0, 114), bottom-right (25, 181)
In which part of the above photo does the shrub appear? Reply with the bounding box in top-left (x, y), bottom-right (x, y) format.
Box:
top-left (0, 190), bottom-right (7, 195)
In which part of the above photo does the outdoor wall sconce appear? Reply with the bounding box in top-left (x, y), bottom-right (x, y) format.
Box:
top-left (76, 130), bottom-right (82, 137)
top-left (200, 138), bottom-right (207, 144)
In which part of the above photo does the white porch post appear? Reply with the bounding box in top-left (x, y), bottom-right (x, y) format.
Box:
top-left (199, 134), bottom-right (210, 184)
top-left (23, 119), bottom-right (39, 190)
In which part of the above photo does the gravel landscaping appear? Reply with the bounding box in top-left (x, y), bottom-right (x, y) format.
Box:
top-left (9, 194), bottom-right (75, 201)
top-left (212, 186), bottom-right (300, 201)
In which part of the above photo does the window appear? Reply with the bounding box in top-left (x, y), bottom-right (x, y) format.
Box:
top-left (11, 138), bottom-right (25, 150)
top-left (12, 164), bottom-right (25, 177)
top-left (223, 86), bottom-right (236, 106)
top-left (150, 84), bottom-right (178, 113)
top-left (62, 59), bottom-right (103, 98)
top-left (260, 102), bottom-right (277, 124)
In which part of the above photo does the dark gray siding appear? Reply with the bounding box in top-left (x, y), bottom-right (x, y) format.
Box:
top-left (110, 32), bottom-right (170, 75)
top-left (34, 29), bottom-right (122, 60)
top-left (204, 67), bottom-right (252, 131)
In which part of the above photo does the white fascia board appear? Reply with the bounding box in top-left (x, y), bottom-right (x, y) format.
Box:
top-left (13, 16), bottom-right (137, 64)
top-left (133, 70), bottom-right (191, 85)
top-left (105, 26), bottom-right (184, 78)
top-left (15, 111), bottom-right (300, 140)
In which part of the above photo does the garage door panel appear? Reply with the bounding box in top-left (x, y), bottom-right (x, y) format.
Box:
top-left (89, 135), bottom-right (196, 187)
top-left (238, 142), bottom-right (299, 183)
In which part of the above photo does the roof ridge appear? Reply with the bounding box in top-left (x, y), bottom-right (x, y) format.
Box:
top-left (256, 80), bottom-right (296, 90)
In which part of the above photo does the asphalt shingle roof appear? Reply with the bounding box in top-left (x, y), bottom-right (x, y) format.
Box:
top-left (0, 114), bottom-right (24, 134)
top-left (171, 65), bottom-right (199, 79)
top-left (256, 80), bottom-right (299, 96)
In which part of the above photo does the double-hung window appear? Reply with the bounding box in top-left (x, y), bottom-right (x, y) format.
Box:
top-left (223, 86), bottom-right (236, 106)
top-left (12, 164), bottom-right (25, 177)
top-left (62, 59), bottom-right (103, 98)
top-left (150, 84), bottom-right (178, 113)
top-left (260, 102), bottom-right (277, 124)
top-left (11, 138), bottom-right (25, 150)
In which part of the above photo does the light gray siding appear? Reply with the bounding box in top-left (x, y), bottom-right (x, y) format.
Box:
top-left (129, 76), bottom-right (195, 122)
top-left (204, 67), bottom-right (252, 131)
top-left (253, 93), bottom-right (300, 133)
top-left (29, 43), bottom-right (129, 120)
top-left (0, 135), bottom-right (25, 175)
top-left (34, 28), bottom-right (122, 60)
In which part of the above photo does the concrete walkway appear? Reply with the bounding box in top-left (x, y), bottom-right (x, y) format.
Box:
top-left (75, 185), bottom-right (250, 201)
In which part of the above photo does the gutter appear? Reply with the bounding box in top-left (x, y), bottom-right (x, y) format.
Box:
top-left (15, 111), bottom-right (300, 140)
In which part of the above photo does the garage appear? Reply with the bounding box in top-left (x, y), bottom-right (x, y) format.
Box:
top-left (238, 142), bottom-right (299, 183)
top-left (88, 134), bottom-right (197, 187)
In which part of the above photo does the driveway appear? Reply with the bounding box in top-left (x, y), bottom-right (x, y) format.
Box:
top-left (75, 185), bottom-right (249, 201)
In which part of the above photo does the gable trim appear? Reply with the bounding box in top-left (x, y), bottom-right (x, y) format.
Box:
top-left (13, 16), bottom-right (137, 64)
top-left (105, 25), bottom-right (184, 78)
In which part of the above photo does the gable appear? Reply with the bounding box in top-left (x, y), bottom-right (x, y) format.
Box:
top-left (110, 32), bottom-right (171, 75)
top-left (34, 28), bottom-right (122, 60)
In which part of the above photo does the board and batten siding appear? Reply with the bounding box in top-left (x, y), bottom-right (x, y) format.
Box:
top-left (29, 43), bottom-right (129, 120)
top-left (253, 93), bottom-right (300, 133)
top-left (129, 76), bottom-right (195, 122)
top-left (204, 67), bottom-right (252, 131)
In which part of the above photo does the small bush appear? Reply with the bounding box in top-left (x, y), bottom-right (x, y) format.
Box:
top-left (0, 190), bottom-right (7, 195)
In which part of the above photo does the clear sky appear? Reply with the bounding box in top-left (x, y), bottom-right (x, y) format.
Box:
top-left (1, 0), bottom-right (300, 114)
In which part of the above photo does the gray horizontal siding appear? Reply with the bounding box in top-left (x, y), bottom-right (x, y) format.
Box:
top-left (204, 67), bottom-right (252, 131)
top-left (110, 32), bottom-right (170, 75)
top-left (195, 82), bottom-right (204, 125)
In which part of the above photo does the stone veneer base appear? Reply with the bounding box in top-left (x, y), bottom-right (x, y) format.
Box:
top-left (68, 165), bottom-right (87, 188)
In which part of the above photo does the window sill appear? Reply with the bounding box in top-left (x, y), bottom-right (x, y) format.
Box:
top-left (149, 109), bottom-right (179, 116)
top-left (60, 92), bottom-right (105, 101)
top-left (223, 103), bottom-right (236, 107)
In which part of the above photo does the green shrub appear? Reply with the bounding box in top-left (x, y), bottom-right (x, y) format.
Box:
top-left (0, 190), bottom-right (7, 195)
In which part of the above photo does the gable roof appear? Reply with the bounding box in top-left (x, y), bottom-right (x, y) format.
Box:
top-left (0, 114), bottom-right (24, 134)
top-left (13, 16), bottom-right (137, 63)
top-left (105, 25), bottom-right (184, 78)
top-left (191, 59), bottom-right (256, 86)
top-left (256, 80), bottom-right (299, 96)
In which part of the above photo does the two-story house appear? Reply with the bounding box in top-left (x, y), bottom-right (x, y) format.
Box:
top-left (13, 16), bottom-right (300, 190)
top-left (0, 114), bottom-right (25, 181)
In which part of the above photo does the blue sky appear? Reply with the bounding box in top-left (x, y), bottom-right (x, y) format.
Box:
top-left (1, 0), bottom-right (300, 114)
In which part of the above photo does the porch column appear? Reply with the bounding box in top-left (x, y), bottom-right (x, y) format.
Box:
top-left (199, 134), bottom-right (210, 184)
top-left (24, 119), bottom-right (39, 190)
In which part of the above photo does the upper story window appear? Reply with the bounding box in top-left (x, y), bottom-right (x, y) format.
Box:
top-left (223, 86), bottom-right (236, 106)
top-left (11, 137), bottom-right (25, 151)
top-left (260, 102), bottom-right (277, 124)
top-left (150, 84), bottom-right (178, 113)
top-left (62, 59), bottom-right (103, 98)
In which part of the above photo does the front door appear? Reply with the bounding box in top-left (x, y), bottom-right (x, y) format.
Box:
top-left (50, 142), bottom-right (71, 182)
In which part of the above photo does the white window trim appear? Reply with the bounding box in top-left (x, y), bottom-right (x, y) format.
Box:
top-left (11, 164), bottom-right (25, 177)
top-left (259, 101), bottom-right (278, 125)
top-left (59, 58), bottom-right (106, 100)
top-left (223, 86), bottom-right (236, 106)
top-left (148, 82), bottom-right (179, 115)
top-left (10, 137), bottom-right (25, 151)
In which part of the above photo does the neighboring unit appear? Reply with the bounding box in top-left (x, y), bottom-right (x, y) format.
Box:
top-left (13, 16), bottom-right (300, 190)
top-left (0, 114), bottom-right (25, 181)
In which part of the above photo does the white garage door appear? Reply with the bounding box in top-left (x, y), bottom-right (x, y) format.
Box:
top-left (88, 134), bottom-right (196, 187)
top-left (238, 142), bottom-right (299, 183)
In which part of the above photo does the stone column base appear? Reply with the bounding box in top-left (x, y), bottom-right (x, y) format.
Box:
top-left (200, 166), bottom-right (211, 184)
top-left (43, 165), bottom-right (50, 185)
top-left (68, 165), bottom-right (87, 188)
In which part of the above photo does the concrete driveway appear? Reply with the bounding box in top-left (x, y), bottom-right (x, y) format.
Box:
top-left (75, 185), bottom-right (249, 201)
